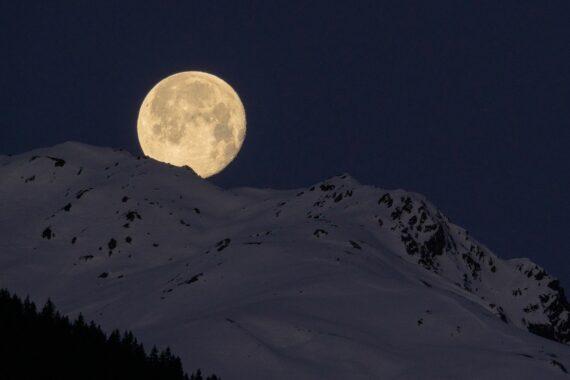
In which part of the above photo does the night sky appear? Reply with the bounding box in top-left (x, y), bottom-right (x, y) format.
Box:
top-left (2, 2), bottom-right (569, 286)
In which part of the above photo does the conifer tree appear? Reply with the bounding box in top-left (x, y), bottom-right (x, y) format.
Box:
top-left (0, 288), bottom-right (220, 380)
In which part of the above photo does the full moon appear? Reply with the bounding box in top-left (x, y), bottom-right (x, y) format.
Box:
top-left (137, 71), bottom-right (246, 178)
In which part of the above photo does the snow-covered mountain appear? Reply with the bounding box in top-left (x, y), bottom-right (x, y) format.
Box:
top-left (1, 142), bottom-right (569, 379)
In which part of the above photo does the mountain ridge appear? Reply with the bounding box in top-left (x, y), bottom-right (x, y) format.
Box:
top-left (1, 141), bottom-right (569, 379)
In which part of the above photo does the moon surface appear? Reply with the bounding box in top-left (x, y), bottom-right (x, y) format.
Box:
top-left (137, 71), bottom-right (246, 178)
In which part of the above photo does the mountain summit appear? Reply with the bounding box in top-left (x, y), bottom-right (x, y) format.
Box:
top-left (1, 142), bottom-right (569, 379)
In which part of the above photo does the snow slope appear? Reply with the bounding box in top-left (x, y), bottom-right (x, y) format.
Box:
top-left (1, 142), bottom-right (569, 379)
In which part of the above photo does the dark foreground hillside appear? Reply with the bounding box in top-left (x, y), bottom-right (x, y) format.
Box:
top-left (0, 289), bottom-right (219, 380)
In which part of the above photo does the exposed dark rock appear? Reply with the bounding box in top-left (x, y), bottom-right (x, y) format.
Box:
top-left (534, 270), bottom-right (547, 281)
top-left (423, 225), bottom-right (446, 257)
top-left (401, 197), bottom-right (413, 213)
top-left (75, 188), bottom-right (92, 199)
top-left (42, 227), bottom-right (53, 240)
top-left (313, 229), bottom-right (328, 238)
top-left (497, 306), bottom-right (508, 323)
top-left (313, 200), bottom-right (325, 208)
top-left (402, 234), bottom-right (419, 255)
top-left (216, 238), bottom-right (231, 252)
top-left (528, 323), bottom-right (557, 341)
top-left (47, 157), bottom-right (66, 167)
top-left (390, 208), bottom-right (403, 220)
top-left (349, 240), bottom-right (362, 250)
top-left (378, 193), bottom-right (393, 207)
top-left (525, 279), bottom-right (570, 344)
top-left (551, 360), bottom-right (568, 373)
top-left (107, 239), bottom-right (117, 250)
top-left (523, 304), bottom-right (539, 313)
top-left (125, 210), bottom-right (142, 222)
top-left (185, 273), bottom-right (204, 284)
top-left (548, 280), bottom-right (563, 292)
top-left (462, 254), bottom-right (481, 279)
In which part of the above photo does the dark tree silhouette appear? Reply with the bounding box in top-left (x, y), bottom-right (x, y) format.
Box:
top-left (0, 288), bottom-right (219, 380)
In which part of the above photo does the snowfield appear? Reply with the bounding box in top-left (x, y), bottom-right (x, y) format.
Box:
top-left (1, 142), bottom-right (569, 379)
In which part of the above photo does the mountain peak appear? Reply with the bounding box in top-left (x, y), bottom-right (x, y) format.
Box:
top-left (1, 143), bottom-right (569, 379)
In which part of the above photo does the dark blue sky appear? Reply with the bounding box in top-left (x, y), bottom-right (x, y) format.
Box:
top-left (2, 2), bottom-right (569, 286)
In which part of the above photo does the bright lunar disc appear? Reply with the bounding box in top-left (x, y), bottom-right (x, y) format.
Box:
top-left (137, 71), bottom-right (246, 178)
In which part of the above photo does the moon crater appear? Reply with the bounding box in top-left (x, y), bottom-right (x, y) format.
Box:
top-left (137, 71), bottom-right (246, 177)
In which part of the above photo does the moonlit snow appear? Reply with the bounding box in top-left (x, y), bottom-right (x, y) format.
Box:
top-left (1, 142), bottom-right (569, 379)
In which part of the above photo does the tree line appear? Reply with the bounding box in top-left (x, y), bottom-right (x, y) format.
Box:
top-left (0, 288), bottom-right (219, 380)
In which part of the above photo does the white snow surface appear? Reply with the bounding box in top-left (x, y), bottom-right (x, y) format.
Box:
top-left (1, 142), bottom-right (569, 379)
